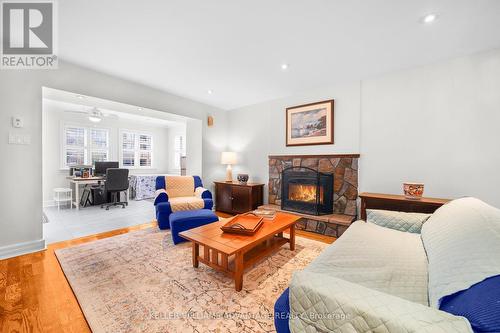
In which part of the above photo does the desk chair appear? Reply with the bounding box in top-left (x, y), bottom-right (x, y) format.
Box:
top-left (101, 168), bottom-right (129, 210)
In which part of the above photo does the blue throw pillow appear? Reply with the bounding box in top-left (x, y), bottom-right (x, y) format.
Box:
top-left (440, 275), bottom-right (500, 333)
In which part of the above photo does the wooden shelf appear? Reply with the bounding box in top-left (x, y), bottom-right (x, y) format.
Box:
top-left (359, 192), bottom-right (450, 205)
top-left (359, 192), bottom-right (451, 220)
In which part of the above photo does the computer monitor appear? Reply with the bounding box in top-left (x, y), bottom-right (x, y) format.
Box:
top-left (94, 161), bottom-right (119, 177)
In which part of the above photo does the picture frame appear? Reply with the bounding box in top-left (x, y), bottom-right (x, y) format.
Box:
top-left (286, 99), bottom-right (334, 146)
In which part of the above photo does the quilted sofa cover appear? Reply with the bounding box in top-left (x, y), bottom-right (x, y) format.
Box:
top-left (421, 197), bottom-right (500, 308)
top-left (288, 208), bottom-right (478, 332)
top-left (290, 272), bottom-right (472, 333)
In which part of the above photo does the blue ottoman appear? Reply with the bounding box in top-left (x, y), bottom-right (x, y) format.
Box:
top-left (169, 209), bottom-right (219, 245)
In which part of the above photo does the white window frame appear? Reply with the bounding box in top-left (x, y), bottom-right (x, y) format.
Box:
top-left (173, 134), bottom-right (186, 170)
top-left (60, 122), bottom-right (110, 169)
top-left (119, 129), bottom-right (154, 169)
top-left (89, 128), bottom-right (110, 165)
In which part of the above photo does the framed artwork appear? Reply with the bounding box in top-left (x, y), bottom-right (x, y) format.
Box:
top-left (286, 99), bottom-right (334, 146)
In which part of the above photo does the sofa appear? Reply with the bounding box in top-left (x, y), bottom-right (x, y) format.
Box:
top-left (154, 175), bottom-right (213, 229)
top-left (275, 197), bottom-right (500, 333)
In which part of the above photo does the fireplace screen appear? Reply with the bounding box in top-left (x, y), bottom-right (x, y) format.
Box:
top-left (281, 167), bottom-right (333, 215)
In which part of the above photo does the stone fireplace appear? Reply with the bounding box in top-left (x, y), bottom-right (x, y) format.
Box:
top-left (265, 154), bottom-right (359, 237)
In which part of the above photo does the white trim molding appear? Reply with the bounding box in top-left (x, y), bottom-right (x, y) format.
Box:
top-left (0, 239), bottom-right (46, 260)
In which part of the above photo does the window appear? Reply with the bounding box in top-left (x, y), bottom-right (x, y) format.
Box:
top-left (174, 135), bottom-right (185, 169)
top-left (64, 126), bottom-right (86, 166)
top-left (90, 128), bottom-right (109, 164)
top-left (139, 134), bottom-right (152, 167)
top-left (120, 131), bottom-right (153, 168)
top-left (121, 132), bottom-right (136, 167)
top-left (62, 125), bottom-right (109, 168)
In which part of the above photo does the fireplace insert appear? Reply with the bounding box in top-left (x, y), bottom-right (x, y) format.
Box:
top-left (281, 167), bottom-right (333, 215)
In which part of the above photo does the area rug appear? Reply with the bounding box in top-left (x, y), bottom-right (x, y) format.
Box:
top-left (55, 227), bottom-right (328, 333)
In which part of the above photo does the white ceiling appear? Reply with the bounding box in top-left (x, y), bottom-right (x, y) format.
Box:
top-left (43, 87), bottom-right (189, 128)
top-left (58, 0), bottom-right (500, 110)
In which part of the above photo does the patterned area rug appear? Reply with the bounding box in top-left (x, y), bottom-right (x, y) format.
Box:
top-left (55, 227), bottom-right (328, 332)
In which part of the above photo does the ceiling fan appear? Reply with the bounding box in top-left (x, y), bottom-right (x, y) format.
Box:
top-left (64, 106), bottom-right (118, 123)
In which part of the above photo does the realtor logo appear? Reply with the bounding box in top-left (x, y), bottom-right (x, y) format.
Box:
top-left (1, 0), bottom-right (58, 69)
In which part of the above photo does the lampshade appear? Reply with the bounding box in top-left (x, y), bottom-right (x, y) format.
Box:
top-left (221, 151), bottom-right (237, 165)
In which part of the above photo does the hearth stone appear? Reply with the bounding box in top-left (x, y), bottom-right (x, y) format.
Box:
top-left (324, 226), bottom-right (337, 237)
top-left (296, 219), bottom-right (307, 230)
top-left (305, 220), bottom-right (318, 232)
top-left (316, 221), bottom-right (327, 234)
top-left (259, 204), bottom-right (355, 238)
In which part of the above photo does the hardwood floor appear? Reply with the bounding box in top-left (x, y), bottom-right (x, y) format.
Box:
top-left (0, 213), bottom-right (334, 332)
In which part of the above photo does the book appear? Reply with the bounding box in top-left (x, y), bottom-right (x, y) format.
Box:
top-left (252, 209), bottom-right (276, 220)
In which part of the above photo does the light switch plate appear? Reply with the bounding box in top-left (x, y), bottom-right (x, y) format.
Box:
top-left (12, 116), bottom-right (24, 128)
top-left (8, 132), bottom-right (31, 145)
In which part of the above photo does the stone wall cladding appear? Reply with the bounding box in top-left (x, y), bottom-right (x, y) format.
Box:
top-left (269, 155), bottom-right (359, 216)
top-left (295, 218), bottom-right (350, 238)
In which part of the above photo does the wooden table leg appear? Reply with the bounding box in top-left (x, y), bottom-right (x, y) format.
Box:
top-left (289, 225), bottom-right (296, 251)
top-left (192, 243), bottom-right (199, 268)
top-left (234, 252), bottom-right (244, 291)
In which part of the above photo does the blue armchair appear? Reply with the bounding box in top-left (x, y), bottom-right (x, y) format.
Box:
top-left (154, 175), bottom-right (213, 229)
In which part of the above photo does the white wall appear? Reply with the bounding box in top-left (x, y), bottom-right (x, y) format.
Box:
top-left (227, 48), bottom-right (500, 207)
top-left (0, 60), bottom-right (227, 258)
top-left (227, 81), bottom-right (361, 202)
top-left (42, 100), bottom-right (176, 205)
top-left (360, 49), bottom-right (500, 206)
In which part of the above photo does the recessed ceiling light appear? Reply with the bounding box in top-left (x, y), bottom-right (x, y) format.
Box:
top-left (281, 63), bottom-right (289, 70)
top-left (76, 95), bottom-right (84, 99)
top-left (207, 89), bottom-right (213, 95)
top-left (137, 107), bottom-right (143, 111)
top-left (422, 13), bottom-right (438, 24)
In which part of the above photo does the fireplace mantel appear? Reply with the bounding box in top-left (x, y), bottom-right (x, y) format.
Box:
top-left (269, 153), bottom-right (360, 159)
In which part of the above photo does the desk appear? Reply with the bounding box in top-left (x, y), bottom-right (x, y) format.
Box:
top-left (68, 177), bottom-right (131, 210)
top-left (68, 177), bottom-right (104, 210)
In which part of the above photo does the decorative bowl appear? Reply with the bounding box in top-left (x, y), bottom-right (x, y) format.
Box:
top-left (403, 182), bottom-right (424, 200)
top-left (237, 174), bottom-right (249, 184)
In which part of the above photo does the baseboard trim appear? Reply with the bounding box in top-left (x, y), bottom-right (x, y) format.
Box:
top-left (0, 239), bottom-right (46, 260)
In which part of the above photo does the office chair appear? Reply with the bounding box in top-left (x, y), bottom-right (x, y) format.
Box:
top-left (101, 168), bottom-right (129, 210)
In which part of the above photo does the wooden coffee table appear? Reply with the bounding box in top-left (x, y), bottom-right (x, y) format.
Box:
top-left (179, 212), bottom-right (300, 291)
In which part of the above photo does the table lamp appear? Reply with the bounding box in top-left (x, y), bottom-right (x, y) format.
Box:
top-left (221, 152), bottom-right (237, 182)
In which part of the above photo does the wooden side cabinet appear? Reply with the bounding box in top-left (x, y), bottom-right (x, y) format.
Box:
top-left (214, 181), bottom-right (264, 214)
top-left (359, 192), bottom-right (450, 220)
